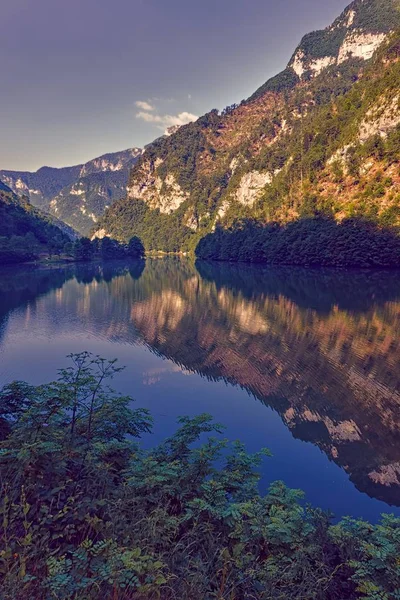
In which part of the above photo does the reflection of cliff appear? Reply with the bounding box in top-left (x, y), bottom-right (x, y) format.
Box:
top-left (128, 261), bottom-right (400, 506)
top-left (4, 259), bottom-right (400, 505)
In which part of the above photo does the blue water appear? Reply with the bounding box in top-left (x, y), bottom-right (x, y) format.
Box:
top-left (1, 258), bottom-right (400, 522)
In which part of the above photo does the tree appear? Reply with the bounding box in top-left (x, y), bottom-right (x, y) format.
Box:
top-left (63, 241), bottom-right (74, 256)
top-left (74, 237), bottom-right (94, 261)
top-left (127, 236), bottom-right (145, 259)
top-left (100, 236), bottom-right (125, 260)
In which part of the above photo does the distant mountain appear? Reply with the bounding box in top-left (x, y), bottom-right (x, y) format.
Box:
top-left (0, 165), bottom-right (81, 211)
top-left (49, 168), bottom-right (134, 236)
top-left (0, 148), bottom-right (142, 235)
top-left (94, 0), bottom-right (400, 266)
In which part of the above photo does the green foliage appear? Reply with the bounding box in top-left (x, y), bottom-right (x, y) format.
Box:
top-left (0, 184), bottom-right (70, 264)
top-left (0, 234), bottom-right (38, 264)
top-left (196, 217), bottom-right (400, 268)
top-left (95, 198), bottom-right (195, 252)
top-left (99, 236), bottom-right (126, 260)
top-left (351, 0), bottom-right (400, 32)
top-left (127, 236), bottom-right (145, 259)
top-left (0, 354), bottom-right (399, 599)
top-left (71, 235), bottom-right (146, 262)
top-left (73, 237), bottom-right (94, 261)
top-left (296, 27), bottom-right (347, 60)
top-left (249, 68), bottom-right (299, 100)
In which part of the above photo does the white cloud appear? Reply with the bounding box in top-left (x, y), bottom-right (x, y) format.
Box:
top-left (136, 110), bottom-right (198, 133)
top-left (135, 100), bottom-right (154, 111)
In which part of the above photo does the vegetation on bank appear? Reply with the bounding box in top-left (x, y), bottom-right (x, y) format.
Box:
top-left (1, 352), bottom-right (400, 600)
top-left (67, 235), bottom-right (145, 262)
top-left (195, 217), bottom-right (400, 267)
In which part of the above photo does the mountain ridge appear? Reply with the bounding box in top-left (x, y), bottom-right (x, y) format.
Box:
top-left (93, 0), bottom-right (400, 265)
top-left (0, 147), bottom-right (142, 235)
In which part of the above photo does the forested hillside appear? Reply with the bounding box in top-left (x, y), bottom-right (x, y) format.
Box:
top-left (0, 182), bottom-right (70, 263)
top-left (95, 0), bottom-right (400, 266)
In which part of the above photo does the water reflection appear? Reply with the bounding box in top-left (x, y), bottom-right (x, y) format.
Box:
top-left (1, 258), bottom-right (400, 508)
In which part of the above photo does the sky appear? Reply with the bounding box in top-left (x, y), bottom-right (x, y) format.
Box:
top-left (1, 0), bottom-right (350, 171)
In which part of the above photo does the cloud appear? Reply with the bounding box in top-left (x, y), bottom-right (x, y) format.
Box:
top-left (135, 100), bottom-right (154, 111)
top-left (136, 110), bottom-right (198, 133)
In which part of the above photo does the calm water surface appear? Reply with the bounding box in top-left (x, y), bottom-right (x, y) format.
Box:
top-left (1, 258), bottom-right (400, 522)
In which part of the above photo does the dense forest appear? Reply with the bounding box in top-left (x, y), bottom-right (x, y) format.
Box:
top-left (0, 182), bottom-right (71, 264)
top-left (1, 352), bottom-right (400, 600)
top-left (0, 180), bottom-right (145, 265)
top-left (195, 217), bottom-right (400, 267)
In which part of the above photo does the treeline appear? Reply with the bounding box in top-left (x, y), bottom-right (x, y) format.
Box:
top-left (196, 217), bottom-right (400, 268)
top-left (1, 352), bottom-right (400, 600)
top-left (66, 235), bottom-right (145, 262)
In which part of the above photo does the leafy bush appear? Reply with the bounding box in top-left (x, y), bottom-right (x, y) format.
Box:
top-left (1, 353), bottom-right (400, 599)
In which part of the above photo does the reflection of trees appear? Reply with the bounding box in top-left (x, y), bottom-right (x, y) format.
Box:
top-left (0, 266), bottom-right (75, 344)
top-left (0, 261), bottom-right (145, 344)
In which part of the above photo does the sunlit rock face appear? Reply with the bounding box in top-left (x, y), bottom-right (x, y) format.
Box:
top-left (288, 0), bottom-right (395, 81)
top-left (234, 171), bottom-right (273, 207)
top-left (127, 158), bottom-right (189, 214)
top-left (359, 94), bottom-right (400, 142)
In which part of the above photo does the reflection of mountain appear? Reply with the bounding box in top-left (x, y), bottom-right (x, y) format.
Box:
top-left (128, 261), bottom-right (400, 506)
top-left (2, 259), bottom-right (400, 505)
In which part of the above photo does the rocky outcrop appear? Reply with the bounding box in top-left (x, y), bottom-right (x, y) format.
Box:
top-left (359, 94), bottom-right (400, 142)
top-left (128, 159), bottom-right (189, 214)
top-left (291, 52), bottom-right (336, 78)
top-left (234, 171), bottom-right (273, 206)
top-left (338, 30), bottom-right (387, 63)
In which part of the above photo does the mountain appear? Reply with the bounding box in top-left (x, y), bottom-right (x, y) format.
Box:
top-left (0, 148), bottom-right (142, 236)
top-left (0, 181), bottom-right (70, 263)
top-left (0, 166), bottom-right (81, 211)
top-left (95, 0), bottom-right (400, 265)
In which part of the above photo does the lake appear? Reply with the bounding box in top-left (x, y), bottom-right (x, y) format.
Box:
top-left (1, 258), bottom-right (400, 522)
